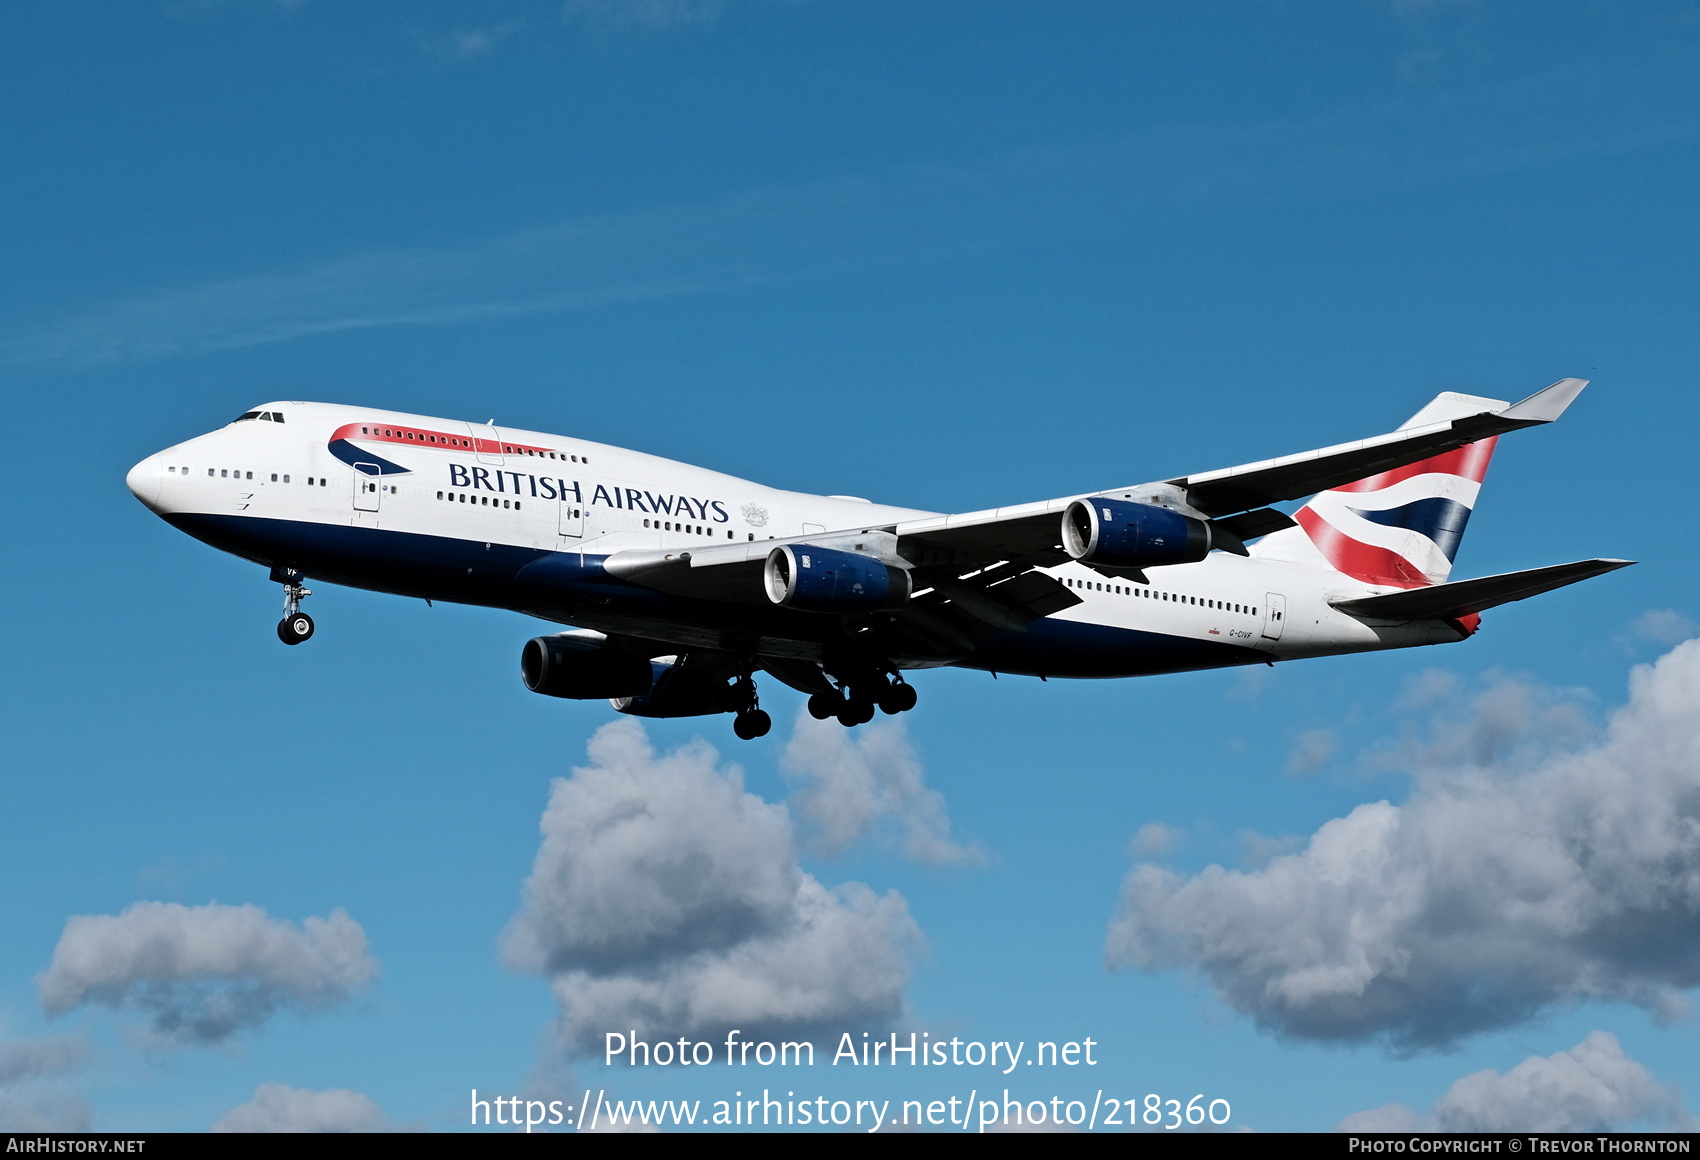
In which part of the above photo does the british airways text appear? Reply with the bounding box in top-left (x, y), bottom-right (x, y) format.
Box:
top-left (446, 465), bottom-right (729, 521)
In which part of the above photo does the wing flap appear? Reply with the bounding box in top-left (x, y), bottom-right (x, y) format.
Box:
top-left (1330, 558), bottom-right (1634, 621)
top-left (895, 503), bottom-right (1070, 566)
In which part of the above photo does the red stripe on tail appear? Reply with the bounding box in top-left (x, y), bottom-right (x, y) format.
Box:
top-left (1333, 437), bottom-right (1498, 494)
top-left (1295, 506), bottom-right (1431, 588)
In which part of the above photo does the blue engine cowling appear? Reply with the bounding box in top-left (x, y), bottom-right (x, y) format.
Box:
top-left (1062, 498), bottom-right (1212, 568)
top-left (521, 634), bottom-right (655, 699)
top-left (764, 545), bottom-right (911, 612)
top-left (613, 663), bottom-right (743, 718)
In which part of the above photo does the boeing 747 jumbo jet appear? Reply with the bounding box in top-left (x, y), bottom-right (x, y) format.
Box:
top-left (127, 380), bottom-right (1630, 739)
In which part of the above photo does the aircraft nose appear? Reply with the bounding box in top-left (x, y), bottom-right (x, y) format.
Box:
top-left (126, 453), bottom-right (164, 509)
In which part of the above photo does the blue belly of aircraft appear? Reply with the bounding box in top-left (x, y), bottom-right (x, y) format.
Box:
top-left (960, 617), bottom-right (1266, 679)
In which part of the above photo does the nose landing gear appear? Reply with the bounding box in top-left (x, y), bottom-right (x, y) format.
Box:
top-left (272, 566), bottom-right (314, 646)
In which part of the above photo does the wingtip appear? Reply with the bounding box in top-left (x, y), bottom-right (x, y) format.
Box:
top-left (1499, 377), bottom-right (1590, 423)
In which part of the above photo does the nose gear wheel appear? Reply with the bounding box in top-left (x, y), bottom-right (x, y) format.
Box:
top-left (277, 612), bottom-right (315, 645)
top-left (272, 566), bottom-right (314, 646)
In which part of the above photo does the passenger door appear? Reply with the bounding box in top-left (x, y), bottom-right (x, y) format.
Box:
top-left (353, 465), bottom-right (381, 512)
top-left (468, 421), bottom-right (504, 467)
top-left (1261, 592), bottom-right (1287, 640)
top-left (558, 495), bottom-right (583, 538)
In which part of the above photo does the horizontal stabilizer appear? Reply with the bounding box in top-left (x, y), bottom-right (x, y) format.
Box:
top-left (1330, 558), bottom-right (1634, 621)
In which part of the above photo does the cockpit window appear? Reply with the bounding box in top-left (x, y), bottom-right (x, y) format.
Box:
top-left (234, 411), bottom-right (262, 423)
top-left (268, 412), bottom-right (284, 423)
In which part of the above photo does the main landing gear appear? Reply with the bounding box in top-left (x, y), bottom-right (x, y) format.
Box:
top-left (730, 674), bottom-right (772, 740)
top-left (807, 673), bottom-right (918, 728)
top-left (272, 566), bottom-right (314, 646)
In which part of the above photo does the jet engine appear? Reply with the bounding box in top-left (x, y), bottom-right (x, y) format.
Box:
top-left (521, 634), bottom-right (655, 699)
top-left (1062, 497), bottom-right (1213, 568)
top-left (763, 545), bottom-right (911, 612)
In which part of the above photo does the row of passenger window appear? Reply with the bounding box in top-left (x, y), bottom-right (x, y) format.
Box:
top-left (169, 466), bottom-right (330, 485)
top-left (360, 423), bottom-right (590, 465)
top-left (1064, 575), bottom-right (1256, 618)
top-left (507, 444), bottom-right (587, 464)
top-left (436, 491), bottom-right (522, 511)
top-left (642, 518), bottom-right (737, 540)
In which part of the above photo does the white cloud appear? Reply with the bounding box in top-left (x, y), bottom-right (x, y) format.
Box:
top-left (0, 1036), bottom-right (88, 1085)
top-left (1359, 671), bottom-right (1596, 779)
top-left (1107, 641), bottom-right (1700, 1050)
top-left (0, 1035), bottom-right (91, 1133)
top-left (1396, 667), bottom-right (1459, 710)
top-left (1132, 823), bottom-right (1183, 858)
top-left (1236, 829), bottom-right (1300, 870)
top-left (0, 1091), bottom-right (90, 1133)
top-left (1339, 1032), bottom-right (1685, 1132)
top-left (781, 712), bottom-right (980, 864)
top-left (38, 902), bottom-right (378, 1045)
top-left (410, 19), bottom-right (525, 60)
top-left (504, 719), bottom-right (921, 1052)
top-left (212, 1083), bottom-right (402, 1133)
top-left (1284, 728), bottom-right (1338, 776)
top-left (1625, 608), bottom-right (1698, 649)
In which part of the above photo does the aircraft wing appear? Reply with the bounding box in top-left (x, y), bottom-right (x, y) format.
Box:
top-left (1330, 558), bottom-right (1634, 621)
top-left (1167, 378), bottom-right (1588, 517)
top-left (886, 377), bottom-right (1588, 565)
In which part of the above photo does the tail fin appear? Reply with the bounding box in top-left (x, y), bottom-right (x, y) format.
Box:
top-left (1249, 392), bottom-right (1506, 589)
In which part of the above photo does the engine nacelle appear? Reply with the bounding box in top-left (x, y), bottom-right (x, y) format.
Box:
top-left (613, 663), bottom-right (743, 718)
top-left (521, 635), bottom-right (654, 699)
top-left (1062, 497), bottom-right (1212, 568)
top-left (764, 545), bottom-right (910, 612)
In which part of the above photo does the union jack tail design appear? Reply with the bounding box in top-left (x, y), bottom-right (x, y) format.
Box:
top-left (1250, 392), bottom-right (1506, 589)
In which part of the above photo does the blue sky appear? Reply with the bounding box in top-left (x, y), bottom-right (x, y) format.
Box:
top-left (4, 0), bottom-right (1700, 1133)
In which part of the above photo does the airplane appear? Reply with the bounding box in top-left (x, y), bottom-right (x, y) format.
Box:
top-left (125, 379), bottom-right (1631, 740)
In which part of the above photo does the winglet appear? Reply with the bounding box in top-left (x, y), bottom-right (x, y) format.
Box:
top-left (1498, 377), bottom-right (1588, 424)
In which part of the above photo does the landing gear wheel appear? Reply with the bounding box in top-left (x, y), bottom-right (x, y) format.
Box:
top-left (733, 709), bottom-right (772, 740)
top-left (837, 697), bottom-right (876, 728)
top-left (807, 692), bottom-right (839, 720)
top-left (274, 567), bottom-right (314, 645)
top-left (277, 612), bottom-right (315, 645)
top-left (878, 681), bottom-right (917, 714)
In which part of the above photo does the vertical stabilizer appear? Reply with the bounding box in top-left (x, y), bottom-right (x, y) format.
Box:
top-left (1249, 392), bottom-right (1507, 588)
